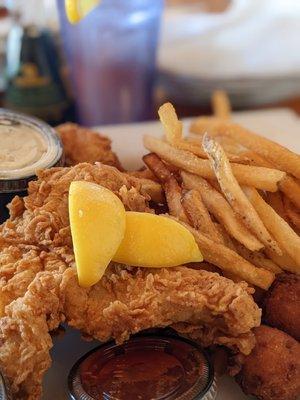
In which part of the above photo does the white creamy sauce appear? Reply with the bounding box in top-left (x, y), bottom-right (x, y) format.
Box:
top-left (0, 121), bottom-right (47, 171)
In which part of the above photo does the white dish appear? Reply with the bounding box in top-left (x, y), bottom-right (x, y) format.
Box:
top-left (43, 108), bottom-right (300, 400)
top-left (101, 107), bottom-right (300, 170)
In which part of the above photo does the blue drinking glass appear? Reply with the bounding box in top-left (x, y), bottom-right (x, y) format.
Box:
top-left (57, 0), bottom-right (163, 126)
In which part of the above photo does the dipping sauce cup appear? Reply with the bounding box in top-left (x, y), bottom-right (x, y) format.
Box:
top-left (0, 109), bottom-right (63, 223)
top-left (68, 335), bottom-right (217, 400)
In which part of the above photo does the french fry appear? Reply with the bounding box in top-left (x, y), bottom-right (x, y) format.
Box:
top-left (128, 168), bottom-right (158, 181)
top-left (214, 223), bottom-right (237, 251)
top-left (173, 139), bottom-right (208, 159)
top-left (233, 241), bottom-right (282, 274)
top-left (213, 136), bottom-right (246, 155)
top-left (164, 178), bottom-right (190, 223)
top-left (202, 134), bottom-right (282, 254)
top-left (265, 191), bottom-right (287, 221)
top-left (212, 225), bottom-right (246, 284)
top-left (181, 171), bottom-right (264, 251)
top-left (173, 138), bottom-right (254, 164)
top-left (143, 153), bottom-right (171, 182)
top-left (244, 187), bottom-right (300, 271)
top-left (180, 221), bottom-right (275, 290)
top-left (212, 90), bottom-right (232, 119)
top-left (188, 261), bottom-right (221, 274)
top-left (207, 179), bottom-right (222, 193)
top-left (158, 102), bottom-right (182, 143)
top-left (232, 148), bottom-right (300, 210)
top-left (138, 179), bottom-right (164, 204)
top-left (188, 135), bottom-right (246, 156)
top-left (190, 136), bottom-right (281, 169)
top-left (238, 150), bottom-right (273, 167)
top-left (127, 175), bottom-right (164, 204)
top-left (182, 189), bottom-right (223, 244)
top-left (265, 249), bottom-right (300, 273)
top-left (279, 176), bottom-right (300, 210)
top-left (143, 153), bottom-right (189, 223)
top-left (283, 197), bottom-right (300, 230)
top-left (143, 135), bottom-right (286, 192)
top-left (198, 134), bottom-right (300, 213)
top-left (190, 117), bottom-right (300, 179)
top-left (212, 225), bottom-right (248, 285)
top-left (144, 153), bottom-right (273, 288)
top-left (223, 145), bottom-right (300, 210)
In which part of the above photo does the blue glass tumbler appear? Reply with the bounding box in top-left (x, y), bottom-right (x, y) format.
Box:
top-left (57, 0), bottom-right (163, 126)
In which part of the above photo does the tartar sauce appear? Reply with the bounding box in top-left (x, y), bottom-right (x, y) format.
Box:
top-left (0, 120), bottom-right (47, 171)
top-left (0, 109), bottom-right (63, 223)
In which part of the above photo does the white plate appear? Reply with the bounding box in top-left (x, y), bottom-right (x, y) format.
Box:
top-left (101, 108), bottom-right (300, 170)
top-left (43, 108), bottom-right (300, 400)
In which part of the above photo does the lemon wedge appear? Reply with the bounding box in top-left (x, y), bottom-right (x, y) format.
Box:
top-left (113, 212), bottom-right (203, 267)
top-left (65, 0), bottom-right (101, 24)
top-left (69, 181), bottom-right (126, 287)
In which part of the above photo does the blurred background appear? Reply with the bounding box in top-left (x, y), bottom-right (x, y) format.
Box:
top-left (1, 0), bottom-right (300, 126)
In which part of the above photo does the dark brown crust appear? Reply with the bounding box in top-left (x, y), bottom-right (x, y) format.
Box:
top-left (262, 273), bottom-right (300, 340)
top-left (236, 325), bottom-right (300, 400)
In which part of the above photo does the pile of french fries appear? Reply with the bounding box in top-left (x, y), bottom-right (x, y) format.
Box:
top-left (142, 92), bottom-right (300, 290)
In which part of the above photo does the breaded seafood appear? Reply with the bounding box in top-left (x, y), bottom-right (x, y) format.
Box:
top-left (56, 123), bottom-right (123, 169)
top-left (0, 162), bottom-right (261, 399)
top-left (263, 273), bottom-right (300, 340)
top-left (236, 325), bottom-right (300, 400)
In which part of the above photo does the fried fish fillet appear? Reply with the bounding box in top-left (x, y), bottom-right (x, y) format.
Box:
top-left (56, 123), bottom-right (123, 169)
top-left (1, 262), bottom-right (260, 399)
top-left (0, 270), bottom-right (65, 399)
top-left (64, 264), bottom-right (260, 354)
top-left (0, 163), bottom-right (261, 399)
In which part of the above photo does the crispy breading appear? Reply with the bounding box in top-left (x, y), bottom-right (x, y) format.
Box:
top-left (0, 245), bottom-right (66, 316)
top-left (64, 264), bottom-right (260, 352)
top-left (0, 162), bottom-right (261, 399)
top-left (56, 123), bottom-right (123, 169)
top-left (263, 273), bottom-right (300, 340)
top-left (1, 163), bottom-right (150, 249)
top-left (235, 325), bottom-right (300, 400)
top-left (0, 270), bottom-right (66, 400)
